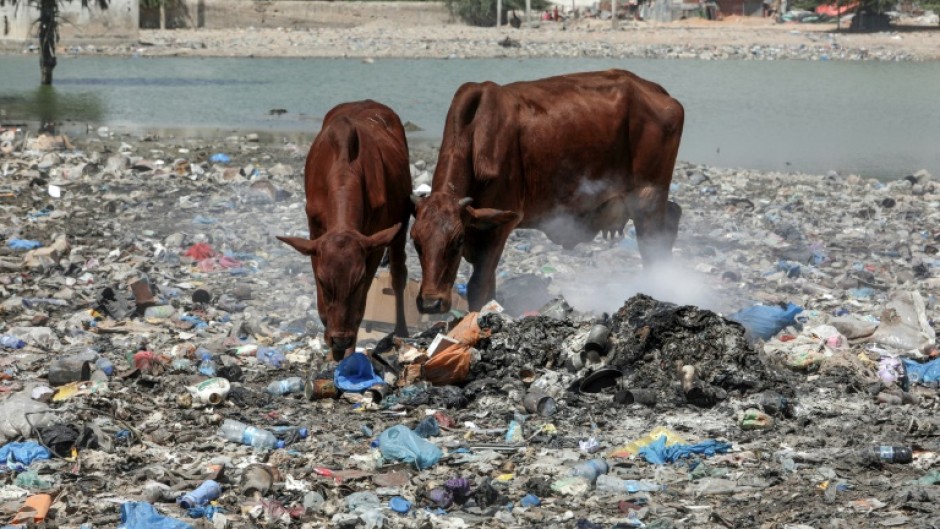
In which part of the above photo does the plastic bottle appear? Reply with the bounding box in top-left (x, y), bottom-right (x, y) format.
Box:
top-left (860, 445), bottom-right (913, 464)
top-left (198, 358), bottom-right (218, 377)
top-left (172, 358), bottom-right (193, 372)
top-left (270, 425), bottom-right (309, 441)
top-left (266, 377), bottom-right (304, 395)
top-left (95, 357), bottom-right (114, 376)
top-left (0, 335), bottom-right (26, 350)
top-left (217, 419), bottom-right (283, 451)
top-left (568, 459), bottom-right (609, 484)
top-left (256, 347), bottom-right (286, 368)
top-left (177, 480), bottom-right (222, 509)
top-left (596, 474), bottom-right (663, 493)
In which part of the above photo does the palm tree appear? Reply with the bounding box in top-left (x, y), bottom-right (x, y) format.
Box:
top-left (7, 0), bottom-right (109, 85)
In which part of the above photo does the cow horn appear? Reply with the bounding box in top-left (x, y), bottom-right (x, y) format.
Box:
top-left (458, 197), bottom-right (473, 207)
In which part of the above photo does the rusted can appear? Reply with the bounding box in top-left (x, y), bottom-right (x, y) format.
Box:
top-left (364, 383), bottom-right (390, 404)
top-left (522, 391), bottom-right (557, 417)
top-left (304, 377), bottom-right (338, 400)
top-left (48, 358), bottom-right (91, 387)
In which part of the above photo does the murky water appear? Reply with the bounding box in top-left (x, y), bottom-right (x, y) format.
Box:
top-left (1, 55), bottom-right (938, 177)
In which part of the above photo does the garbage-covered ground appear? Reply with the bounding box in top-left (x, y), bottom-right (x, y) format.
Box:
top-left (1, 128), bottom-right (939, 529)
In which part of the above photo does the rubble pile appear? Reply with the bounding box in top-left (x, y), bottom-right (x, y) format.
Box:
top-left (0, 128), bottom-right (938, 529)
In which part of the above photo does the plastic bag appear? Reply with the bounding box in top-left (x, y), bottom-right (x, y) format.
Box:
top-left (377, 425), bottom-right (442, 470)
top-left (728, 303), bottom-right (802, 340)
top-left (609, 426), bottom-right (687, 459)
top-left (902, 357), bottom-right (940, 386)
top-left (446, 312), bottom-right (486, 345)
top-left (0, 393), bottom-right (53, 444)
top-left (0, 442), bottom-right (51, 469)
top-left (118, 502), bottom-right (194, 529)
top-left (334, 352), bottom-right (384, 393)
top-left (422, 344), bottom-right (470, 386)
top-left (638, 435), bottom-right (732, 465)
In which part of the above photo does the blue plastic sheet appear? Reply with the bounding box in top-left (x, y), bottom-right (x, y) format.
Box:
top-left (638, 435), bottom-right (732, 465)
top-left (728, 303), bottom-right (803, 340)
top-left (902, 357), bottom-right (940, 386)
top-left (334, 352), bottom-right (384, 393)
top-left (118, 502), bottom-right (194, 529)
top-left (6, 239), bottom-right (42, 251)
top-left (0, 442), bottom-right (51, 470)
top-left (378, 425), bottom-right (442, 470)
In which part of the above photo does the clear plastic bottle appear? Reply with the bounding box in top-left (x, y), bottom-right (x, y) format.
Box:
top-left (266, 377), bottom-right (304, 395)
top-left (95, 357), bottom-right (114, 376)
top-left (568, 459), bottom-right (609, 484)
top-left (217, 419), bottom-right (283, 451)
top-left (860, 445), bottom-right (913, 464)
top-left (0, 335), bottom-right (26, 350)
top-left (198, 358), bottom-right (218, 377)
top-left (257, 347), bottom-right (286, 368)
top-left (595, 474), bottom-right (663, 493)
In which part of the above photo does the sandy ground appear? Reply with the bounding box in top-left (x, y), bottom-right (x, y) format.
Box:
top-left (124, 17), bottom-right (939, 60)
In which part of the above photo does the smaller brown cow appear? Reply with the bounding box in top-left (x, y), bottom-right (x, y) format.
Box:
top-left (278, 100), bottom-right (412, 359)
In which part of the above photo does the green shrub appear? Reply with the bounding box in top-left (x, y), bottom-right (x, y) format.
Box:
top-left (445, 0), bottom-right (552, 27)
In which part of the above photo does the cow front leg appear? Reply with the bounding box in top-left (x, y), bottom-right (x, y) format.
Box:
top-left (388, 222), bottom-right (409, 337)
top-left (634, 199), bottom-right (681, 266)
top-left (466, 231), bottom-right (510, 311)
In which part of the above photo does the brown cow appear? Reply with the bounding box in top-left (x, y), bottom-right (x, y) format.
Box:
top-left (411, 69), bottom-right (684, 313)
top-left (277, 100), bottom-right (413, 359)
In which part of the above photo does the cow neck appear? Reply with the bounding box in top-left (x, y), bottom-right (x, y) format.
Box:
top-left (324, 177), bottom-right (366, 231)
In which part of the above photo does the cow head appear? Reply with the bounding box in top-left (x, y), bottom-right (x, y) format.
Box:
top-left (411, 194), bottom-right (518, 313)
top-left (277, 223), bottom-right (401, 354)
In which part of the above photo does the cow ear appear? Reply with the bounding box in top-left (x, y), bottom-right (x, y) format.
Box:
top-left (277, 236), bottom-right (319, 256)
top-left (467, 207), bottom-right (520, 230)
top-left (364, 223), bottom-right (401, 250)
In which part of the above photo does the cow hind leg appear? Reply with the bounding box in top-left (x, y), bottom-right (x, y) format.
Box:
top-left (389, 223), bottom-right (409, 338)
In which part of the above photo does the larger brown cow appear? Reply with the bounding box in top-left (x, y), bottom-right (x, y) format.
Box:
top-left (278, 100), bottom-right (413, 359)
top-left (411, 69), bottom-right (684, 313)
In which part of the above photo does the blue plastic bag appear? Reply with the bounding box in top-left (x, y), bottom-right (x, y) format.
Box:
top-left (209, 153), bottom-right (230, 164)
top-left (334, 352), bottom-right (384, 393)
top-left (6, 239), bottom-right (42, 251)
top-left (118, 502), bottom-right (193, 529)
top-left (0, 441), bottom-right (51, 469)
top-left (377, 425), bottom-right (442, 470)
top-left (728, 303), bottom-right (802, 340)
top-left (638, 435), bottom-right (732, 465)
top-left (413, 417), bottom-right (440, 438)
top-left (902, 357), bottom-right (940, 386)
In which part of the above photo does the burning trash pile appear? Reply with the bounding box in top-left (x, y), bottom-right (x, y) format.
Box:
top-left (0, 129), bottom-right (938, 528)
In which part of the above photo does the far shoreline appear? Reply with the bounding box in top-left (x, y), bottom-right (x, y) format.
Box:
top-left (2, 15), bottom-right (938, 62)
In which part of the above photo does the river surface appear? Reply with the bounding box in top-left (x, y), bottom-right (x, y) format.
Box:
top-left (1, 56), bottom-right (938, 178)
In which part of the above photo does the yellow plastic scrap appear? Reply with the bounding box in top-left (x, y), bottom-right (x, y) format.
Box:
top-left (53, 381), bottom-right (109, 402)
top-left (540, 424), bottom-right (557, 435)
top-left (609, 426), bottom-right (688, 459)
top-left (494, 473), bottom-right (514, 482)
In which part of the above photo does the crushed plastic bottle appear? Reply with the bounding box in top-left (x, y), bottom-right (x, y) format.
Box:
top-left (596, 474), bottom-right (663, 493)
top-left (266, 377), bottom-right (304, 395)
top-left (257, 347), bottom-right (286, 368)
top-left (0, 335), bottom-right (26, 350)
top-left (568, 459), bottom-right (609, 484)
top-left (217, 419), bottom-right (283, 451)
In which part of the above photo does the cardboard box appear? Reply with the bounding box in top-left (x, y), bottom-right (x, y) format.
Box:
top-left (360, 271), bottom-right (467, 335)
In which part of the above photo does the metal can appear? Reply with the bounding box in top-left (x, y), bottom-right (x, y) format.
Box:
top-left (304, 377), bottom-right (338, 400)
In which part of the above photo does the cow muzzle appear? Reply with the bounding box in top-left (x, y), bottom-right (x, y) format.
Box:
top-left (417, 295), bottom-right (451, 315)
top-left (328, 333), bottom-right (355, 357)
